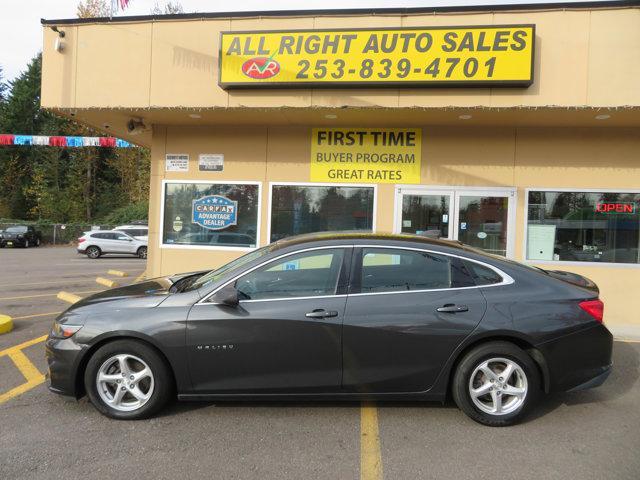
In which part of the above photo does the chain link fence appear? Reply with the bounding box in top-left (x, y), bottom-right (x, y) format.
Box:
top-left (0, 223), bottom-right (116, 245)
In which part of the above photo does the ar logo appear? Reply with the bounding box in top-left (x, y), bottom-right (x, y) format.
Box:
top-left (242, 57), bottom-right (280, 79)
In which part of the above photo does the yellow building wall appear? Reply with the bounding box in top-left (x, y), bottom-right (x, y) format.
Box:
top-left (42, 7), bottom-right (640, 110)
top-left (147, 125), bottom-right (640, 329)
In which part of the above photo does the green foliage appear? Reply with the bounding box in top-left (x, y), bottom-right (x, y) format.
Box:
top-left (0, 54), bottom-right (150, 224)
top-left (100, 200), bottom-right (149, 225)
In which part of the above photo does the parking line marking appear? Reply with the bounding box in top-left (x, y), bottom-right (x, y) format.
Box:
top-left (135, 271), bottom-right (147, 282)
top-left (360, 403), bottom-right (383, 480)
top-left (0, 290), bottom-right (101, 301)
top-left (12, 311), bottom-right (62, 320)
top-left (615, 338), bottom-right (640, 343)
top-left (0, 335), bottom-right (48, 405)
top-left (8, 349), bottom-right (43, 383)
top-left (0, 335), bottom-right (48, 356)
top-left (0, 376), bottom-right (45, 405)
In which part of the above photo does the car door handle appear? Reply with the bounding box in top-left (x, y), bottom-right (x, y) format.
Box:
top-left (305, 309), bottom-right (339, 319)
top-left (436, 304), bottom-right (469, 313)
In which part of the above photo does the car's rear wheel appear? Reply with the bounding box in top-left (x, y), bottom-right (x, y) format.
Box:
top-left (137, 246), bottom-right (147, 259)
top-left (35, 238), bottom-right (41, 247)
top-left (452, 341), bottom-right (540, 427)
top-left (24, 240), bottom-right (30, 248)
top-left (84, 340), bottom-right (172, 420)
top-left (86, 246), bottom-right (101, 259)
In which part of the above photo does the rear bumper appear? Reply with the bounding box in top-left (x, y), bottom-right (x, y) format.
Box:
top-left (537, 323), bottom-right (613, 393)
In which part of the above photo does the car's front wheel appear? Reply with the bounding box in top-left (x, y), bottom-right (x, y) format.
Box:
top-left (452, 341), bottom-right (540, 427)
top-left (24, 240), bottom-right (30, 248)
top-left (86, 246), bottom-right (101, 259)
top-left (137, 246), bottom-right (147, 259)
top-left (84, 340), bottom-right (173, 420)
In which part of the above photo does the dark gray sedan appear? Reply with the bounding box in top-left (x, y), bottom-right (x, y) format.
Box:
top-left (45, 232), bottom-right (612, 426)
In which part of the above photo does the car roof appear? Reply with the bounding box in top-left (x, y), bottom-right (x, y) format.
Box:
top-left (115, 225), bottom-right (148, 229)
top-left (270, 231), bottom-right (464, 251)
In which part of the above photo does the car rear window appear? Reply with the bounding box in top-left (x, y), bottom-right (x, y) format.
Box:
top-left (464, 261), bottom-right (503, 286)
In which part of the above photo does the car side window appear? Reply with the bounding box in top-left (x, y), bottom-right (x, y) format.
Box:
top-left (115, 234), bottom-right (131, 241)
top-left (235, 249), bottom-right (345, 301)
top-left (360, 248), bottom-right (452, 293)
top-left (464, 261), bottom-right (503, 286)
top-left (92, 233), bottom-right (105, 239)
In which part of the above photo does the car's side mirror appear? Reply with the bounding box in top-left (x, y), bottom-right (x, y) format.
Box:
top-left (211, 285), bottom-right (239, 307)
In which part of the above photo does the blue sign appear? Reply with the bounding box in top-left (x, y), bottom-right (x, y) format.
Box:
top-left (192, 195), bottom-right (238, 230)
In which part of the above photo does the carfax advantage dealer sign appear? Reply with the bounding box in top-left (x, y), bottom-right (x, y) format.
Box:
top-left (219, 25), bottom-right (534, 88)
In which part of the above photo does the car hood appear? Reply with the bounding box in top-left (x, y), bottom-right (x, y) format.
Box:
top-left (63, 270), bottom-right (209, 313)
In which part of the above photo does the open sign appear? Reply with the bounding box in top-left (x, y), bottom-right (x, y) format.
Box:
top-left (595, 202), bottom-right (636, 214)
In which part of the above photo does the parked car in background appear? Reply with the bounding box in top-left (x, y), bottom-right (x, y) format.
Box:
top-left (77, 230), bottom-right (147, 259)
top-left (48, 232), bottom-right (612, 425)
top-left (0, 225), bottom-right (42, 248)
top-left (114, 224), bottom-right (149, 241)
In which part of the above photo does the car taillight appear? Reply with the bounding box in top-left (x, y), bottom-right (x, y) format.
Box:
top-left (579, 299), bottom-right (604, 323)
top-left (78, 238), bottom-right (86, 243)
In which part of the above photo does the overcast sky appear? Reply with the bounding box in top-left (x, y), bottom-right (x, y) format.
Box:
top-left (0, 0), bottom-right (611, 81)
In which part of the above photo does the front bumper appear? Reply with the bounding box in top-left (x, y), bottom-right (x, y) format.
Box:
top-left (1, 238), bottom-right (26, 247)
top-left (45, 336), bottom-right (87, 398)
top-left (537, 323), bottom-right (613, 393)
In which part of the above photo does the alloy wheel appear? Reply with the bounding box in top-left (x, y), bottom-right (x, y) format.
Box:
top-left (468, 357), bottom-right (528, 416)
top-left (96, 354), bottom-right (155, 412)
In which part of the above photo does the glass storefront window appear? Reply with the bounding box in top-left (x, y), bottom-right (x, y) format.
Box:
top-left (270, 184), bottom-right (375, 242)
top-left (401, 194), bottom-right (450, 238)
top-left (527, 191), bottom-right (640, 264)
top-left (162, 182), bottom-right (260, 248)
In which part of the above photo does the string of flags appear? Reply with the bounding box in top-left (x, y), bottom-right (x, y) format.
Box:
top-left (0, 134), bottom-right (133, 148)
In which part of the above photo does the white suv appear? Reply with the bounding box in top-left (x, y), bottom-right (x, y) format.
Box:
top-left (114, 225), bottom-right (148, 241)
top-left (78, 230), bottom-right (148, 259)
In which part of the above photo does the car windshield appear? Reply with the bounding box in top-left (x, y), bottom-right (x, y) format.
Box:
top-left (183, 245), bottom-right (272, 292)
top-left (6, 226), bottom-right (28, 233)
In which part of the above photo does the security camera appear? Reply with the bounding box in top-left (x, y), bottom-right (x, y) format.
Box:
top-left (127, 119), bottom-right (147, 135)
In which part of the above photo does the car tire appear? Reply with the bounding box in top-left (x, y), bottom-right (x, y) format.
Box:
top-left (137, 246), bottom-right (147, 259)
top-left (452, 341), bottom-right (540, 427)
top-left (35, 238), bottom-right (41, 247)
top-left (24, 240), bottom-right (30, 248)
top-left (86, 246), bottom-right (101, 259)
top-left (84, 339), bottom-right (173, 420)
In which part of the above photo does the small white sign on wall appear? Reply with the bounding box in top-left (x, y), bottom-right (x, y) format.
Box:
top-left (165, 154), bottom-right (189, 172)
top-left (199, 154), bottom-right (224, 172)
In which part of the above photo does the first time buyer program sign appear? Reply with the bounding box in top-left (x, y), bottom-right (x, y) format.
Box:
top-left (219, 25), bottom-right (534, 88)
top-left (310, 128), bottom-right (421, 184)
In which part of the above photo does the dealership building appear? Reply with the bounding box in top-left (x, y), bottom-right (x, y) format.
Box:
top-left (41, 2), bottom-right (639, 332)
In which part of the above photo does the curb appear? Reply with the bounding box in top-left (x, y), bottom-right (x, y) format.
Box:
top-left (57, 292), bottom-right (82, 304)
top-left (96, 277), bottom-right (118, 288)
top-left (107, 269), bottom-right (128, 277)
top-left (0, 315), bottom-right (13, 335)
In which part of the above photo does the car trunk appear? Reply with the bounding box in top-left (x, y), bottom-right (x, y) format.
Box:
top-left (543, 269), bottom-right (599, 293)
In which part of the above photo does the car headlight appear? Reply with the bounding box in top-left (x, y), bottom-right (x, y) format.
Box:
top-left (50, 322), bottom-right (83, 339)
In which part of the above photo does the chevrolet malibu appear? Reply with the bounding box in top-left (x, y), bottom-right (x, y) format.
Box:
top-left (46, 233), bottom-right (612, 426)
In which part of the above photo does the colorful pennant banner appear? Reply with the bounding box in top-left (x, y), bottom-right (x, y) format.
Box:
top-left (0, 134), bottom-right (133, 148)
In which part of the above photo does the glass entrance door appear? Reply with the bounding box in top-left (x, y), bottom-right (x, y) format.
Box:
top-left (396, 187), bottom-right (516, 258)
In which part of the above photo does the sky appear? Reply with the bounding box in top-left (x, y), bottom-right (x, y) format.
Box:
top-left (0, 0), bottom-right (611, 82)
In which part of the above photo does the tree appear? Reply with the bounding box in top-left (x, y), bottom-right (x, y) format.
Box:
top-left (77, 0), bottom-right (111, 18)
top-left (151, 1), bottom-right (184, 14)
top-left (0, 66), bottom-right (7, 103)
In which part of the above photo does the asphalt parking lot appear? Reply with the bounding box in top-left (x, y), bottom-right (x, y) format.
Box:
top-left (0, 246), bottom-right (639, 480)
